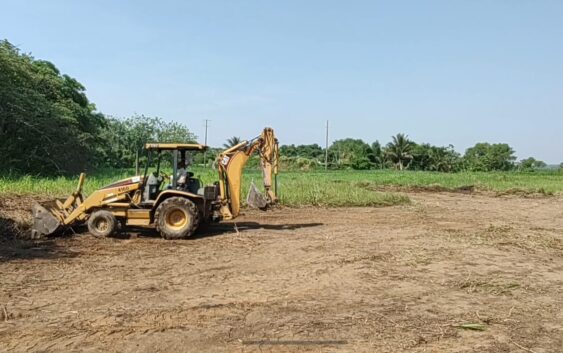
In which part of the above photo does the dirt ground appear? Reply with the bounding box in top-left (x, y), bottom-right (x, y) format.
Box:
top-left (1, 192), bottom-right (562, 353)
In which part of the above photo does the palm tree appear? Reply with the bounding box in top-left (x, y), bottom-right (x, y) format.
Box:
top-left (385, 133), bottom-right (414, 170)
top-left (223, 136), bottom-right (242, 149)
top-left (370, 140), bottom-right (384, 169)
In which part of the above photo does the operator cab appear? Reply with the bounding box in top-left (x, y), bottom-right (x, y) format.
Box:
top-left (142, 143), bottom-right (208, 202)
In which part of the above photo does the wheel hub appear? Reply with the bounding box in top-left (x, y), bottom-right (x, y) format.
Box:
top-left (166, 209), bottom-right (188, 230)
top-left (95, 219), bottom-right (109, 232)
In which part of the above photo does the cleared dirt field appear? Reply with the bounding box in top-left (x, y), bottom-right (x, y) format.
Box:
top-left (1, 192), bottom-right (562, 353)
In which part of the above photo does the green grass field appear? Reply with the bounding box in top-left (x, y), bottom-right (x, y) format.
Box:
top-left (1, 169), bottom-right (562, 207)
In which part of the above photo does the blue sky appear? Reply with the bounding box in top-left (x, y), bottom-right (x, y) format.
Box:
top-left (2, 0), bottom-right (562, 162)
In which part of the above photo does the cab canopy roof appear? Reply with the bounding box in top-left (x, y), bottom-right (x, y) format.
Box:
top-left (144, 143), bottom-right (208, 151)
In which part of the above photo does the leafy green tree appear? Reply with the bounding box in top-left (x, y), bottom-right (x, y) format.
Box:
top-left (432, 145), bottom-right (462, 172)
top-left (278, 144), bottom-right (326, 170)
top-left (223, 136), bottom-right (242, 148)
top-left (410, 144), bottom-right (432, 171)
top-left (370, 141), bottom-right (384, 169)
top-left (0, 39), bottom-right (104, 174)
top-left (411, 143), bottom-right (461, 172)
top-left (519, 157), bottom-right (546, 171)
top-left (464, 143), bottom-right (516, 171)
top-left (385, 134), bottom-right (414, 170)
top-left (157, 120), bottom-right (196, 144)
top-left (279, 155), bottom-right (317, 171)
top-left (280, 144), bottom-right (324, 159)
top-left (328, 139), bottom-right (372, 170)
top-left (98, 115), bottom-right (196, 168)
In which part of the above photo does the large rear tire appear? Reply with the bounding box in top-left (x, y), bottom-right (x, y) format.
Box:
top-left (154, 197), bottom-right (198, 239)
top-left (88, 210), bottom-right (117, 237)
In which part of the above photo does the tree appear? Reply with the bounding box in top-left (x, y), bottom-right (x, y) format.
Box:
top-left (280, 144), bottom-right (324, 159)
top-left (98, 115), bottom-right (196, 168)
top-left (411, 143), bottom-right (461, 172)
top-left (279, 144), bottom-right (326, 170)
top-left (0, 39), bottom-right (104, 174)
top-left (328, 139), bottom-right (372, 170)
top-left (410, 143), bottom-right (432, 171)
top-left (431, 145), bottom-right (462, 172)
top-left (223, 136), bottom-right (242, 148)
top-left (385, 134), bottom-right (414, 170)
top-left (519, 157), bottom-right (546, 171)
top-left (464, 143), bottom-right (516, 171)
top-left (370, 141), bottom-right (384, 169)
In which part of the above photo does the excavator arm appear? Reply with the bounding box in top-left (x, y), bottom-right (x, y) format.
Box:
top-left (217, 127), bottom-right (279, 219)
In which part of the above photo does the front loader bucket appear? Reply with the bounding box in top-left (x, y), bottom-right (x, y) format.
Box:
top-left (246, 182), bottom-right (269, 210)
top-left (31, 201), bottom-right (63, 239)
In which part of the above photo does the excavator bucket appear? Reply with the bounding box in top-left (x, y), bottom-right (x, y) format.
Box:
top-left (30, 173), bottom-right (86, 239)
top-left (31, 200), bottom-right (64, 239)
top-left (246, 182), bottom-right (269, 209)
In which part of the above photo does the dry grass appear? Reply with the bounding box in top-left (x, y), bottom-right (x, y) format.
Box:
top-left (455, 275), bottom-right (521, 295)
top-left (441, 225), bottom-right (563, 253)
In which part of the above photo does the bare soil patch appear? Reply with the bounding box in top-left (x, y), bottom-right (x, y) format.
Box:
top-left (1, 192), bottom-right (562, 352)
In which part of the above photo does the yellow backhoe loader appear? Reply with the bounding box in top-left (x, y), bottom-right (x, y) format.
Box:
top-left (31, 128), bottom-right (279, 239)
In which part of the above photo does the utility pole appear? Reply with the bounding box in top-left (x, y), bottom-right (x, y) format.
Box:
top-left (203, 119), bottom-right (210, 167)
top-left (325, 120), bottom-right (329, 170)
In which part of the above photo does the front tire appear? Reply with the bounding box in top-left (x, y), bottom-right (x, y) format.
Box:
top-left (154, 197), bottom-right (198, 239)
top-left (88, 210), bottom-right (117, 237)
